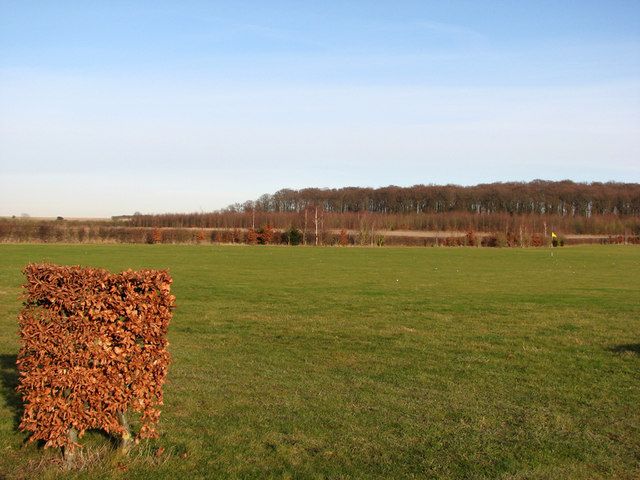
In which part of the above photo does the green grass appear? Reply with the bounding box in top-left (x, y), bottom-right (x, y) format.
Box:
top-left (0, 244), bottom-right (638, 479)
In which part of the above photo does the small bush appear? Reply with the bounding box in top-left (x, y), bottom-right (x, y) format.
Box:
top-left (283, 227), bottom-right (303, 245)
top-left (256, 225), bottom-right (274, 245)
top-left (17, 264), bottom-right (175, 451)
top-left (339, 229), bottom-right (349, 246)
top-left (531, 234), bottom-right (544, 247)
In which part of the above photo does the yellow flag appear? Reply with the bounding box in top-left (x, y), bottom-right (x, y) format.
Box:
top-left (551, 232), bottom-right (558, 239)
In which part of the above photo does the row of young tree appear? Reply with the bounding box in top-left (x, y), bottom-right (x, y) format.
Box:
top-left (2, 220), bottom-right (639, 247)
top-left (126, 210), bottom-right (640, 236)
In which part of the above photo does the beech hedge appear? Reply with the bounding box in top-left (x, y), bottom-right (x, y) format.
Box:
top-left (17, 264), bottom-right (175, 451)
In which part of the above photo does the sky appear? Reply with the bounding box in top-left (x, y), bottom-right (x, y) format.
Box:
top-left (1, 1), bottom-right (639, 217)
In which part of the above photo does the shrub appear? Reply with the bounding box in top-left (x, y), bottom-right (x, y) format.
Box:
top-left (465, 230), bottom-right (477, 246)
top-left (283, 227), bottom-right (303, 245)
top-left (481, 235), bottom-right (498, 247)
top-left (481, 233), bottom-right (507, 247)
top-left (339, 229), bottom-right (349, 246)
top-left (232, 228), bottom-right (243, 244)
top-left (16, 264), bottom-right (175, 458)
top-left (246, 229), bottom-right (258, 244)
top-left (147, 228), bottom-right (163, 244)
top-left (530, 234), bottom-right (544, 247)
top-left (257, 225), bottom-right (274, 245)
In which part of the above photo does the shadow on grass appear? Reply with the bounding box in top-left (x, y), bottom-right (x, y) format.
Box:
top-left (0, 354), bottom-right (22, 430)
top-left (609, 344), bottom-right (640, 355)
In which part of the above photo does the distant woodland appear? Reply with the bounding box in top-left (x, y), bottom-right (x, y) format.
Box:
top-left (226, 180), bottom-right (640, 216)
top-left (2, 181), bottom-right (639, 246)
top-left (125, 181), bottom-right (640, 234)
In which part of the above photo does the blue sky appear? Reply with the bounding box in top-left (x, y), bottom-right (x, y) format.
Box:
top-left (1, 1), bottom-right (639, 216)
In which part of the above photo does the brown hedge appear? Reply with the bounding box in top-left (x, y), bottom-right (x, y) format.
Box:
top-left (17, 263), bottom-right (175, 449)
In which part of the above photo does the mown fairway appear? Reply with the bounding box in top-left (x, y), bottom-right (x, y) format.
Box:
top-left (0, 244), bottom-right (638, 479)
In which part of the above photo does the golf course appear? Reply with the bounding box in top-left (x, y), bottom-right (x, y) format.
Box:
top-left (0, 244), bottom-right (638, 479)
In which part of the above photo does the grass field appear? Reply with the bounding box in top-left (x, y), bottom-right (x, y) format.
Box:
top-left (0, 244), bottom-right (638, 479)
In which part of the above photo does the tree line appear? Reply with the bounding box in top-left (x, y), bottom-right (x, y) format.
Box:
top-left (123, 181), bottom-right (640, 235)
top-left (232, 180), bottom-right (640, 216)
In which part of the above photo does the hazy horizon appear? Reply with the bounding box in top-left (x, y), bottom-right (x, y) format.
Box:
top-left (1, 1), bottom-right (639, 217)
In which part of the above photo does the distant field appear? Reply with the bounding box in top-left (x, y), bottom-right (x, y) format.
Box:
top-left (0, 244), bottom-right (638, 479)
